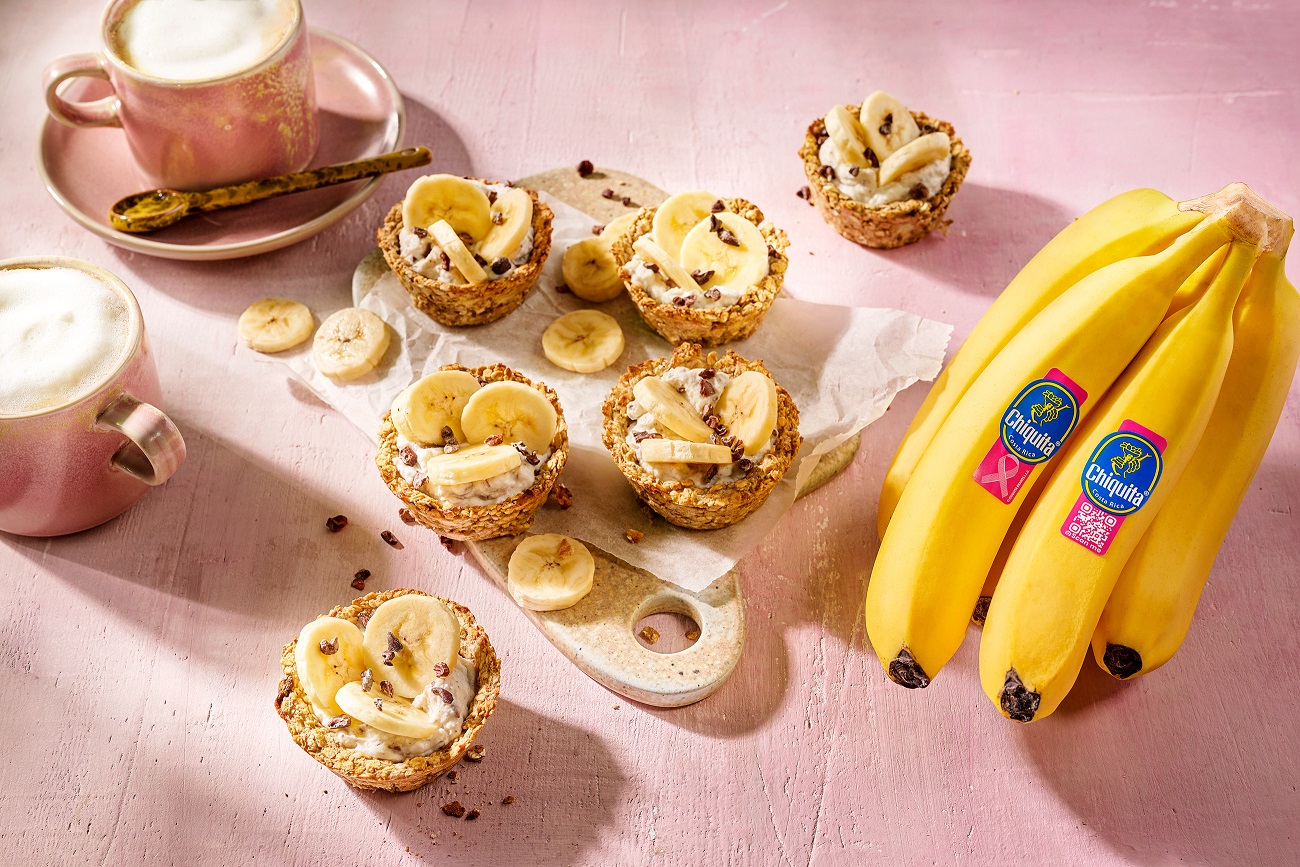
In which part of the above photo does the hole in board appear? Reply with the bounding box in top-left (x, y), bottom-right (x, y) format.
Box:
top-left (633, 611), bottom-right (700, 654)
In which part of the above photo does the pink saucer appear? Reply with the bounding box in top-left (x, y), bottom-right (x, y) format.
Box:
top-left (37, 30), bottom-right (404, 261)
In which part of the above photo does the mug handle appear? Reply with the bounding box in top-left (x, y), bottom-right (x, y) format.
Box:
top-left (43, 53), bottom-right (122, 128)
top-left (96, 394), bottom-right (186, 486)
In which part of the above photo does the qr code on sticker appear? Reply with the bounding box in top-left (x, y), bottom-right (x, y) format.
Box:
top-left (1065, 500), bottom-right (1118, 554)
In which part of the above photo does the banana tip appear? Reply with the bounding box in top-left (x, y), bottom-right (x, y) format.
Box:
top-left (1102, 643), bottom-right (1143, 680)
top-left (972, 596), bottom-right (991, 625)
top-left (887, 649), bottom-right (931, 689)
top-left (999, 670), bottom-right (1040, 723)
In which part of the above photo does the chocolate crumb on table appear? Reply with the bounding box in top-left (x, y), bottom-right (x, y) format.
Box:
top-left (446, 770), bottom-right (458, 783)
top-left (796, 186), bottom-right (811, 202)
top-left (638, 626), bottom-right (660, 645)
top-left (577, 159), bottom-right (594, 177)
top-left (465, 809), bottom-right (480, 821)
top-left (380, 530), bottom-right (403, 549)
top-left (601, 188), bottom-right (615, 199)
top-left (351, 569), bottom-right (370, 591)
top-left (500, 796), bottom-right (515, 805)
top-left (625, 528), bottom-right (644, 544)
top-left (441, 801), bottom-right (465, 818)
top-left (325, 514), bottom-right (348, 532)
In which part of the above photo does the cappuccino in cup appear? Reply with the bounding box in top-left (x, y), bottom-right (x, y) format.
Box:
top-left (0, 267), bottom-right (134, 417)
top-left (109, 0), bottom-right (297, 82)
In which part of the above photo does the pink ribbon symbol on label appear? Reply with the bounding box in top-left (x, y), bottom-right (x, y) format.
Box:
top-left (980, 452), bottom-right (1021, 500)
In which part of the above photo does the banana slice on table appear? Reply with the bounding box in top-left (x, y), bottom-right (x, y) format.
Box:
top-left (429, 219), bottom-right (488, 284)
top-left (360, 594), bottom-right (462, 698)
top-left (334, 681), bottom-right (438, 739)
top-left (460, 381), bottom-right (557, 453)
top-left (679, 212), bottom-right (769, 298)
top-left (390, 369), bottom-right (481, 445)
top-left (477, 187), bottom-right (533, 262)
top-left (507, 534), bottom-right (596, 611)
top-left (312, 308), bottom-right (391, 381)
top-left (600, 211), bottom-right (640, 242)
top-left (823, 104), bottom-right (871, 169)
top-left (877, 131), bottom-right (951, 186)
top-left (295, 616), bottom-right (367, 717)
top-left (715, 370), bottom-right (778, 456)
top-left (640, 439), bottom-right (734, 464)
top-left (401, 174), bottom-right (493, 242)
top-left (562, 237), bottom-right (624, 302)
top-left (859, 91), bottom-right (922, 161)
top-left (542, 310), bottom-right (625, 374)
top-left (632, 375), bottom-right (712, 442)
top-left (652, 190), bottom-right (719, 259)
top-left (632, 235), bottom-right (701, 296)
top-left (423, 443), bottom-right (523, 485)
top-left (238, 297), bottom-right (314, 353)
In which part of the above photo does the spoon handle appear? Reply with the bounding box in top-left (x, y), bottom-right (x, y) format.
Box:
top-left (192, 147), bottom-right (432, 212)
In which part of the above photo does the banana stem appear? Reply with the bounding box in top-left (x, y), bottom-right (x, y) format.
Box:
top-left (1179, 182), bottom-right (1294, 256)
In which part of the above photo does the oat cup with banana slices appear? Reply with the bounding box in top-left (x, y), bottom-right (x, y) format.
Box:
top-left (606, 192), bottom-right (789, 346)
top-left (800, 91), bottom-right (971, 249)
top-left (378, 174), bottom-right (555, 326)
top-left (276, 589), bottom-right (501, 793)
top-left (601, 343), bottom-right (801, 530)
top-left (377, 363), bottom-right (568, 540)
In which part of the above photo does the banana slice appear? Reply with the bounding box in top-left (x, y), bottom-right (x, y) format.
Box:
top-left (631, 375), bottom-right (712, 442)
top-left (877, 131), bottom-right (950, 186)
top-left (460, 381), bottom-right (557, 453)
top-left (678, 212), bottom-right (769, 298)
top-left (859, 91), bottom-right (922, 161)
top-left (401, 174), bottom-right (493, 242)
top-left (390, 369), bottom-right (481, 445)
top-left (632, 235), bottom-right (701, 296)
top-left (477, 187), bottom-right (533, 262)
top-left (238, 297), bottom-right (314, 353)
top-left (824, 104), bottom-right (871, 168)
top-left (295, 616), bottom-right (367, 717)
top-left (600, 211), bottom-right (639, 242)
top-left (360, 594), bottom-right (462, 698)
top-left (429, 219), bottom-right (488, 284)
top-left (562, 238), bottom-right (624, 302)
top-left (423, 443), bottom-right (523, 485)
top-left (542, 310), bottom-right (625, 374)
top-left (507, 534), bottom-right (595, 611)
top-left (652, 190), bottom-right (719, 259)
top-left (715, 371), bottom-right (778, 456)
top-left (334, 681), bottom-right (438, 739)
top-left (640, 439), bottom-right (734, 464)
top-left (312, 308), bottom-right (391, 381)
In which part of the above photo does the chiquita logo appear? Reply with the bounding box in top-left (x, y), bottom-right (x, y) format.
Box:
top-left (1082, 431), bottom-right (1163, 515)
top-left (998, 378), bottom-right (1080, 464)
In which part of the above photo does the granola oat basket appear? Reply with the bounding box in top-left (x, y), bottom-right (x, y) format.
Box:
top-left (275, 589), bottom-right (501, 793)
top-left (377, 181), bottom-right (555, 327)
top-left (376, 363), bottom-right (568, 541)
top-left (609, 197), bottom-right (789, 346)
top-left (600, 343), bottom-right (801, 530)
top-left (799, 109), bottom-right (971, 249)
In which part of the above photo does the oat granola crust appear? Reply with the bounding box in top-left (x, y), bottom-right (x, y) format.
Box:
top-left (376, 364), bottom-right (569, 541)
top-left (600, 343), bottom-right (801, 530)
top-left (609, 197), bottom-right (789, 346)
top-left (799, 109), bottom-right (971, 249)
top-left (377, 180), bottom-right (555, 327)
top-left (275, 589), bottom-right (502, 793)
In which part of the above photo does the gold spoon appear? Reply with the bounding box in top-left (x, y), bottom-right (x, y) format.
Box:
top-left (109, 146), bottom-right (433, 233)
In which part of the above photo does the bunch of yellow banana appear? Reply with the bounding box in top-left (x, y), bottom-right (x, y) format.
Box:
top-left (866, 182), bottom-right (1298, 721)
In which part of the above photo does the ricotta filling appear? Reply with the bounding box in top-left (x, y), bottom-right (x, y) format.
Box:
top-left (314, 651), bottom-right (478, 762)
top-left (395, 434), bottom-right (550, 508)
top-left (624, 366), bottom-right (773, 487)
top-left (399, 180), bottom-right (534, 284)
top-left (818, 137), bottom-right (951, 207)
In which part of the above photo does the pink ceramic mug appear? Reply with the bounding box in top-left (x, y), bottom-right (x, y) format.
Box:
top-left (0, 257), bottom-right (186, 537)
top-left (42, 0), bottom-right (319, 191)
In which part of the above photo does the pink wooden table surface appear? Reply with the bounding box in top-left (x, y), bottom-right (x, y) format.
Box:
top-left (3, 2), bottom-right (1298, 865)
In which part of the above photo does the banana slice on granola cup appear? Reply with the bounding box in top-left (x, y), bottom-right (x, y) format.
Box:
top-left (600, 343), bottom-right (801, 530)
top-left (275, 589), bottom-right (502, 793)
top-left (377, 174), bottom-right (555, 327)
top-left (799, 97), bottom-right (972, 249)
top-left (609, 196), bottom-right (789, 346)
top-left (376, 362), bottom-right (569, 540)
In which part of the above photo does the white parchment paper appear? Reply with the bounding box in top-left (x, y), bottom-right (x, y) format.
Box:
top-left (269, 195), bottom-right (950, 591)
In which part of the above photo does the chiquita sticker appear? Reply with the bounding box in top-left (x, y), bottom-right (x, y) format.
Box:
top-left (973, 368), bottom-right (1087, 504)
top-left (1061, 420), bottom-right (1167, 555)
